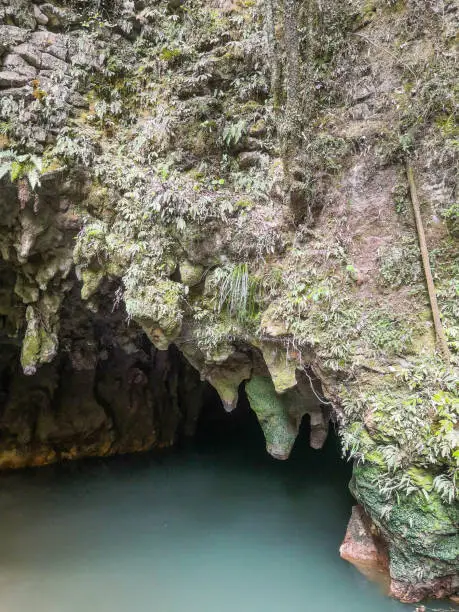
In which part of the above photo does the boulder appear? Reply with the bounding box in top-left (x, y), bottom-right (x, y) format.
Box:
top-left (237, 151), bottom-right (264, 169)
top-left (0, 70), bottom-right (31, 88)
top-left (351, 463), bottom-right (459, 603)
top-left (340, 505), bottom-right (390, 589)
top-left (13, 43), bottom-right (42, 68)
top-left (33, 4), bottom-right (49, 26)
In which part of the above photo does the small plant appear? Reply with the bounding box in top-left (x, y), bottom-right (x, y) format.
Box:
top-left (213, 263), bottom-right (259, 322)
top-left (52, 130), bottom-right (95, 166)
top-left (159, 47), bottom-right (182, 63)
top-left (0, 150), bottom-right (42, 190)
top-left (442, 203), bottom-right (459, 239)
top-left (221, 120), bottom-right (247, 149)
top-left (0, 120), bottom-right (11, 135)
top-left (32, 79), bottom-right (47, 103)
top-left (378, 240), bottom-right (423, 288)
top-left (393, 180), bottom-right (410, 215)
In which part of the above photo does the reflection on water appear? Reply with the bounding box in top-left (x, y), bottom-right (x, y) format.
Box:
top-left (0, 406), bottom-right (453, 612)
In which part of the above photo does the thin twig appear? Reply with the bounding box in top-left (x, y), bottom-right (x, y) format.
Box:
top-left (302, 366), bottom-right (333, 405)
top-left (406, 162), bottom-right (450, 363)
top-left (353, 32), bottom-right (418, 79)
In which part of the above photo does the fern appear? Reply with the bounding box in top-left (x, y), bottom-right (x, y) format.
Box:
top-left (221, 120), bottom-right (247, 148)
top-left (213, 263), bottom-right (259, 322)
top-left (0, 150), bottom-right (43, 189)
top-left (0, 120), bottom-right (11, 134)
top-left (433, 473), bottom-right (457, 504)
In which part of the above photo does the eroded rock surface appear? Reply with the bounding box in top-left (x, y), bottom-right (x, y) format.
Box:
top-left (340, 505), bottom-right (390, 590)
top-left (0, 0), bottom-right (458, 602)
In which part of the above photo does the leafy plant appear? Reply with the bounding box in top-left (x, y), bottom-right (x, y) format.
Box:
top-left (378, 239), bottom-right (423, 288)
top-left (0, 150), bottom-right (42, 190)
top-left (221, 120), bottom-right (247, 148)
top-left (52, 130), bottom-right (95, 166)
top-left (442, 203), bottom-right (459, 238)
top-left (213, 263), bottom-right (259, 322)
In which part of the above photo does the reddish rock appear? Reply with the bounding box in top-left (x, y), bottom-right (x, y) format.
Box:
top-left (341, 506), bottom-right (459, 604)
top-left (340, 505), bottom-right (390, 590)
top-left (390, 576), bottom-right (459, 604)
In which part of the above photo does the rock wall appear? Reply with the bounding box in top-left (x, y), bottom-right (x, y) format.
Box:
top-left (0, 276), bottom-right (206, 468)
top-left (0, 0), bottom-right (458, 603)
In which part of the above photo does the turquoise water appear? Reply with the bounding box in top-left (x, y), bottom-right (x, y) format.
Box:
top-left (0, 406), bottom-right (452, 612)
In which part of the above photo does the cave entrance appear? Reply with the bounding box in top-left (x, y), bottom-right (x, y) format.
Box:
top-left (193, 381), bottom-right (353, 494)
top-left (193, 383), bottom-right (266, 455)
top-left (0, 376), bottom-right (404, 612)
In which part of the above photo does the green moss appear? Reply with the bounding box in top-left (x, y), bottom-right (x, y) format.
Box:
top-left (258, 342), bottom-right (297, 393)
top-left (245, 376), bottom-right (305, 459)
top-left (435, 114), bottom-right (459, 139)
top-left (249, 119), bottom-right (266, 137)
top-left (235, 199), bottom-right (254, 209)
top-left (125, 278), bottom-right (184, 350)
top-left (352, 463), bottom-right (459, 584)
top-left (20, 324), bottom-right (41, 373)
top-left (407, 467), bottom-right (434, 492)
top-left (159, 48), bottom-right (182, 63)
top-left (179, 260), bottom-right (204, 287)
top-left (442, 203), bottom-right (459, 238)
top-left (81, 267), bottom-right (105, 301)
top-left (366, 449), bottom-right (386, 467)
top-left (239, 100), bottom-right (262, 113)
top-left (14, 275), bottom-right (39, 304)
top-left (20, 304), bottom-right (58, 375)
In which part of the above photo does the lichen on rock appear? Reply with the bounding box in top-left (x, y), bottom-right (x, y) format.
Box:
top-left (125, 278), bottom-right (184, 350)
top-left (20, 294), bottom-right (61, 375)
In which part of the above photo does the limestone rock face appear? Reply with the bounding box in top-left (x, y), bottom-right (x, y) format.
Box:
top-left (351, 463), bottom-right (459, 603)
top-left (0, 271), bottom-right (205, 468)
top-left (125, 280), bottom-right (184, 350)
top-left (0, 0), bottom-right (458, 603)
top-left (340, 505), bottom-right (390, 589)
top-left (245, 375), bottom-right (324, 459)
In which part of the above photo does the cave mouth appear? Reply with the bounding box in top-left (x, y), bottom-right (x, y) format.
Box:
top-left (192, 382), bottom-right (353, 492)
top-left (192, 383), bottom-right (266, 453)
top-left (0, 384), bottom-right (412, 612)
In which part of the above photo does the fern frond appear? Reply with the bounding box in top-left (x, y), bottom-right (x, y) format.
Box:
top-left (0, 150), bottom-right (15, 160)
top-left (10, 161), bottom-right (21, 182)
top-left (27, 168), bottom-right (41, 191)
top-left (0, 163), bottom-right (11, 181)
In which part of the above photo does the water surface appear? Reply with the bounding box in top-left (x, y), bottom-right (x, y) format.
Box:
top-left (0, 405), bottom-right (452, 612)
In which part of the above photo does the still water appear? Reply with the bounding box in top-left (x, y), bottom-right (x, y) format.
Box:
top-left (0, 403), bottom-right (450, 612)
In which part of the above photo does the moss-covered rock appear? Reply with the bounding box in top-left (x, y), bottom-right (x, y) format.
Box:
top-left (257, 341), bottom-right (298, 393)
top-left (125, 279), bottom-right (184, 350)
top-left (245, 375), bottom-right (307, 459)
top-left (179, 259), bottom-right (204, 287)
top-left (204, 351), bottom-right (252, 412)
top-left (14, 273), bottom-right (39, 304)
top-left (80, 267), bottom-right (106, 301)
top-left (351, 462), bottom-right (459, 602)
top-left (20, 294), bottom-right (61, 375)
